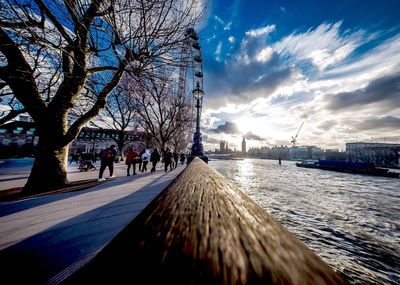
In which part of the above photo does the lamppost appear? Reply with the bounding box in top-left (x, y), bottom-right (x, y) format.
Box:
top-left (184, 27), bottom-right (208, 164)
top-left (188, 81), bottom-right (208, 163)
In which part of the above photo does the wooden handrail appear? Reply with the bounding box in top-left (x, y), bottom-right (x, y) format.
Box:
top-left (64, 157), bottom-right (346, 284)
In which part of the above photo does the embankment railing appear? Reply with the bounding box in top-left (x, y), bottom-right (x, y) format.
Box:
top-left (64, 157), bottom-right (346, 285)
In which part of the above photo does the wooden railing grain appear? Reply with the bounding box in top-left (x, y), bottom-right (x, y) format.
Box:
top-left (64, 157), bottom-right (346, 285)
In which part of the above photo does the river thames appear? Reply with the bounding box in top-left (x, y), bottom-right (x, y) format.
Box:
top-left (209, 158), bottom-right (400, 285)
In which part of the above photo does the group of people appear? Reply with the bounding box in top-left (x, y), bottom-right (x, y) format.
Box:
top-left (95, 145), bottom-right (187, 182)
top-left (161, 148), bottom-right (186, 172)
top-left (125, 147), bottom-right (159, 175)
top-left (125, 147), bottom-right (186, 175)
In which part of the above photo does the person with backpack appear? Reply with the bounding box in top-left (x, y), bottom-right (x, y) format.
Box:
top-left (98, 145), bottom-right (117, 182)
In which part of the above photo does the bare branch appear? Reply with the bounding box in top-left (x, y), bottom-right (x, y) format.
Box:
top-left (87, 66), bottom-right (118, 73)
top-left (34, 0), bottom-right (74, 44)
top-left (0, 27), bottom-right (47, 121)
top-left (0, 82), bottom-right (7, 90)
top-left (0, 108), bottom-right (26, 125)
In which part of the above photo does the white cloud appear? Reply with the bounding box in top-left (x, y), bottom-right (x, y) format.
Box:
top-left (214, 15), bottom-right (224, 25)
top-left (245, 25), bottom-right (276, 37)
top-left (206, 34), bottom-right (216, 42)
top-left (308, 43), bottom-right (355, 70)
top-left (215, 41), bottom-right (223, 61)
top-left (224, 21), bottom-right (232, 30)
top-left (255, 46), bottom-right (273, 62)
top-left (228, 36), bottom-right (236, 43)
top-left (325, 35), bottom-right (400, 78)
top-left (274, 22), bottom-right (364, 71)
top-left (202, 22), bottom-right (400, 150)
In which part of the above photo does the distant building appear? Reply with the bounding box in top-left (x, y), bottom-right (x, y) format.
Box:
top-left (69, 127), bottom-right (147, 157)
top-left (0, 121), bottom-right (38, 158)
top-left (219, 140), bottom-right (228, 153)
top-left (241, 137), bottom-right (246, 153)
top-left (248, 145), bottom-right (290, 160)
top-left (346, 142), bottom-right (400, 167)
top-left (325, 149), bottom-right (346, 161)
top-left (288, 146), bottom-right (324, 160)
top-left (0, 121), bottom-right (146, 159)
top-left (219, 141), bottom-right (224, 152)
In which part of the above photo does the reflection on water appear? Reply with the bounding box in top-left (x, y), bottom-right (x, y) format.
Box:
top-left (209, 158), bottom-right (400, 285)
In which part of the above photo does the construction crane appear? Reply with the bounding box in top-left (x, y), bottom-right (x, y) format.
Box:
top-left (291, 122), bottom-right (304, 147)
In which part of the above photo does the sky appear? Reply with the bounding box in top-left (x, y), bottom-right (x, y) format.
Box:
top-left (196, 0), bottom-right (400, 151)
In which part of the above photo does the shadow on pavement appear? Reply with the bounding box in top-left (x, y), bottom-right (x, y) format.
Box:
top-left (0, 172), bottom-right (175, 284)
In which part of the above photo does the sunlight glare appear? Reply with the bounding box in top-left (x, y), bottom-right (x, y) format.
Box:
top-left (235, 117), bottom-right (267, 137)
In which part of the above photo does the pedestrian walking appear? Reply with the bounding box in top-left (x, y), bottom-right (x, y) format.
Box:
top-left (180, 152), bottom-right (186, 165)
top-left (138, 149), bottom-right (145, 172)
top-left (150, 148), bottom-right (161, 172)
top-left (126, 147), bottom-right (136, 176)
top-left (97, 145), bottom-right (117, 182)
top-left (129, 148), bottom-right (141, 175)
top-left (69, 153), bottom-right (80, 165)
top-left (141, 149), bottom-right (151, 172)
top-left (163, 148), bottom-right (173, 172)
top-left (173, 151), bottom-right (179, 169)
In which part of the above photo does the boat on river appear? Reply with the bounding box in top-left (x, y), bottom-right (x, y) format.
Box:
top-left (296, 160), bottom-right (400, 178)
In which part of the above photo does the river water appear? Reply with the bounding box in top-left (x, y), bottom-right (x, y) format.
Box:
top-left (209, 158), bottom-right (400, 285)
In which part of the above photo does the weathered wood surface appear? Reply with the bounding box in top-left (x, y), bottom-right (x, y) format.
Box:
top-left (64, 157), bottom-right (346, 285)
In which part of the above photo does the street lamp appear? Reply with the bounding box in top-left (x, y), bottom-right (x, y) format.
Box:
top-left (192, 81), bottom-right (204, 99)
top-left (186, 27), bottom-right (208, 164)
top-left (189, 81), bottom-right (207, 163)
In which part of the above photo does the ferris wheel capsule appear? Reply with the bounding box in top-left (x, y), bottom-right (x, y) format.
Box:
top-left (192, 42), bottom-right (201, 50)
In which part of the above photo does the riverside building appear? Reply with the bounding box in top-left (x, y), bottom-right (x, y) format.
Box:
top-left (346, 142), bottom-right (400, 167)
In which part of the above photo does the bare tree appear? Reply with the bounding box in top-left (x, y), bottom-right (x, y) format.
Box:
top-left (0, 0), bottom-right (204, 193)
top-left (130, 68), bottom-right (194, 152)
top-left (89, 84), bottom-right (141, 159)
top-left (171, 122), bottom-right (193, 153)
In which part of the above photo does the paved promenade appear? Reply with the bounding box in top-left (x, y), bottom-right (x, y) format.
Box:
top-left (0, 159), bottom-right (143, 191)
top-left (0, 163), bottom-right (185, 284)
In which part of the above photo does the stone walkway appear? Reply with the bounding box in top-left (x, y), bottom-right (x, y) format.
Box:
top-left (0, 165), bottom-right (185, 284)
top-left (0, 160), bottom-right (141, 191)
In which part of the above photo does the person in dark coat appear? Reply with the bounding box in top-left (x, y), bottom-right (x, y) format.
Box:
top-left (69, 153), bottom-right (80, 165)
top-left (137, 149), bottom-right (145, 172)
top-left (180, 152), bottom-right (186, 165)
top-left (163, 148), bottom-right (173, 172)
top-left (150, 148), bottom-right (161, 173)
top-left (98, 145), bottom-right (117, 181)
top-left (173, 151), bottom-right (179, 168)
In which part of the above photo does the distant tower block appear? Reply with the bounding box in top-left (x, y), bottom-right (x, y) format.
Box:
top-left (220, 141), bottom-right (225, 152)
top-left (242, 137), bottom-right (247, 153)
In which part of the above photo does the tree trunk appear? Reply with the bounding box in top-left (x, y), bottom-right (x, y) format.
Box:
top-left (160, 141), bottom-right (166, 152)
top-left (116, 131), bottom-right (125, 161)
top-left (23, 139), bottom-right (69, 195)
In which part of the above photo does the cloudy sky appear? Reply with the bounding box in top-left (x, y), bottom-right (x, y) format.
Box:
top-left (197, 0), bottom-right (400, 151)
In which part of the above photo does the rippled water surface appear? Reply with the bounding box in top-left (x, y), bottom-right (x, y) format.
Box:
top-left (209, 158), bottom-right (400, 285)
